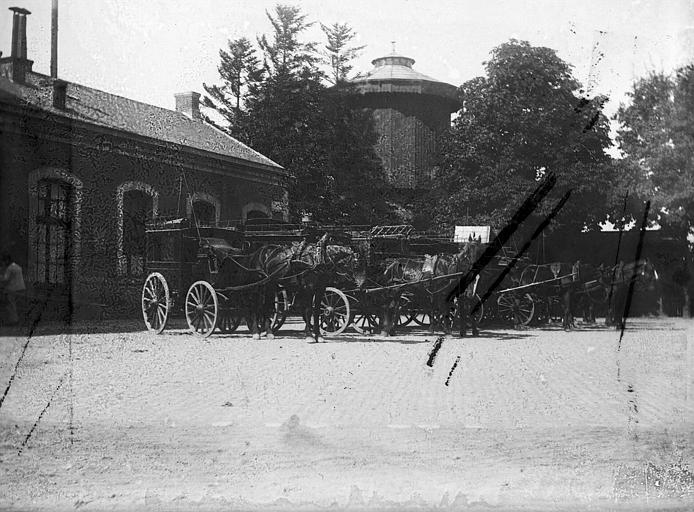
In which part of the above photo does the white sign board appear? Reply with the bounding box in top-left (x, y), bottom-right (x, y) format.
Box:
top-left (454, 225), bottom-right (491, 243)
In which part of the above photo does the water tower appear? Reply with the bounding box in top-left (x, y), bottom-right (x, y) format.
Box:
top-left (349, 48), bottom-right (459, 191)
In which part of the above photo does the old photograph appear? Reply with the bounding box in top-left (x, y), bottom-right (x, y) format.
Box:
top-left (0, 0), bottom-right (693, 510)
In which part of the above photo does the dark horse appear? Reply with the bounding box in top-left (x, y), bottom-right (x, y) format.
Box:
top-left (518, 261), bottom-right (581, 330)
top-left (434, 241), bottom-right (484, 337)
top-left (382, 240), bottom-right (484, 337)
top-left (245, 234), bottom-right (355, 341)
top-left (350, 251), bottom-right (403, 337)
top-left (603, 259), bottom-right (659, 329)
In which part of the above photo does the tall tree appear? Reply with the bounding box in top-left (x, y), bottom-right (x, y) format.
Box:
top-left (427, 40), bottom-right (616, 236)
top-left (616, 65), bottom-right (694, 237)
top-left (203, 37), bottom-right (262, 122)
top-left (203, 4), bottom-right (392, 223)
top-left (321, 22), bottom-right (365, 84)
top-left (257, 4), bottom-right (318, 77)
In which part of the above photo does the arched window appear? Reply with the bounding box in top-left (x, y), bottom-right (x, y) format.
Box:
top-left (246, 209), bottom-right (269, 220)
top-left (35, 179), bottom-right (72, 285)
top-left (28, 168), bottom-right (83, 291)
top-left (116, 182), bottom-right (158, 276)
top-left (186, 192), bottom-right (220, 227)
top-left (191, 200), bottom-right (216, 226)
top-left (241, 202), bottom-right (272, 222)
top-left (122, 190), bottom-right (153, 276)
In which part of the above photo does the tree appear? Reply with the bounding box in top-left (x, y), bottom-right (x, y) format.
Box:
top-left (203, 4), bottom-right (392, 224)
top-left (203, 37), bottom-right (262, 123)
top-left (426, 40), bottom-right (616, 237)
top-left (615, 65), bottom-right (694, 237)
top-left (257, 4), bottom-right (318, 77)
top-left (321, 22), bottom-right (365, 84)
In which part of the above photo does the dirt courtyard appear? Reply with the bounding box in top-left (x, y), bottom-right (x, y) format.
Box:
top-left (0, 317), bottom-right (693, 511)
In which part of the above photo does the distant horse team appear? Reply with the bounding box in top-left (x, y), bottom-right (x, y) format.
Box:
top-left (145, 220), bottom-right (662, 340)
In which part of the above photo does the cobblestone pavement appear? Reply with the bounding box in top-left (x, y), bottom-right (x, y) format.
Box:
top-left (0, 317), bottom-right (693, 510)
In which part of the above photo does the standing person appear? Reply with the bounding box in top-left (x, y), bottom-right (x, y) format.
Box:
top-left (1, 252), bottom-right (26, 326)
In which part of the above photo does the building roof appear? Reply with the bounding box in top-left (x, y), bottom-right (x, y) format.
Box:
top-left (0, 70), bottom-right (283, 171)
top-left (353, 52), bottom-right (449, 85)
top-left (350, 52), bottom-right (459, 109)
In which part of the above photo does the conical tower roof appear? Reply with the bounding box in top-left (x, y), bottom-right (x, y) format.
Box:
top-left (350, 49), bottom-right (459, 111)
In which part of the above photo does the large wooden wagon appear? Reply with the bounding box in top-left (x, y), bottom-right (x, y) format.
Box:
top-left (140, 218), bottom-right (274, 337)
top-left (340, 225), bottom-right (486, 334)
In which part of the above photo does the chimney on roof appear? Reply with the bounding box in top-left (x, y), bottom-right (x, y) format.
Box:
top-left (53, 79), bottom-right (67, 109)
top-left (50, 0), bottom-right (59, 78)
top-left (174, 91), bottom-right (202, 120)
top-left (0, 7), bottom-right (33, 83)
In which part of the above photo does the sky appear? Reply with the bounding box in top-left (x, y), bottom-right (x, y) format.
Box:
top-left (1, 0), bottom-right (692, 123)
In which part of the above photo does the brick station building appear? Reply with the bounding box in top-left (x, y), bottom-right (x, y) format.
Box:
top-left (0, 7), bottom-right (287, 315)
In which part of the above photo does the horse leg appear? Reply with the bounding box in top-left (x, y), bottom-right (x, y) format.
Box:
top-left (380, 295), bottom-right (394, 337)
top-left (428, 297), bottom-right (436, 333)
top-left (380, 304), bottom-right (390, 337)
top-left (250, 309), bottom-right (260, 340)
top-left (588, 301), bottom-right (596, 323)
top-left (562, 289), bottom-right (572, 331)
top-left (468, 297), bottom-right (479, 337)
top-left (265, 289), bottom-right (275, 340)
top-left (313, 288), bottom-right (323, 342)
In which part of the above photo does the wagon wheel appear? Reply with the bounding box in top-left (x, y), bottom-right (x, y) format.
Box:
top-left (217, 310), bottom-right (241, 333)
top-left (496, 292), bottom-right (535, 326)
top-left (142, 272), bottom-right (170, 334)
top-left (396, 295), bottom-right (415, 327)
top-left (432, 302), bottom-right (456, 332)
top-left (270, 287), bottom-right (289, 332)
top-left (411, 312), bottom-right (431, 327)
top-left (519, 265), bottom-right (538, 288)
top-left (352, 310), bottom-right (381, 335)
top-left (185, 281), bottom-right (219, 338)
top-left (317, 287), bottom-right (351, 336)
top-left (216, 297), bottom-right (241, 333)
top-left (249, 288), bottom-right (287, 336)
top-left (471, 293), bottom-right (485, 325)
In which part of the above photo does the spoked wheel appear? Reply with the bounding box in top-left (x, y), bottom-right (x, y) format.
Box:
top-left (142, 272), bottom-right (170, 334)
top-left (352, 311), bottom-right (381, 335)
top-left (185, 281), bottom-right (219, 338)
top-left (496, 292), bottom-right (535, 326)
top-left (217, 311), bottom-right (241, 333)
top-left (432, 303), bottom-right (456, 332)
top-left (271, 288), bottom-right (289, 332)
top-left (216, 298), bottom-right (241, 333)
top-left (257, 288), bottom-right (289, 335)
top-left (396, 295), bottom-right (414, 327)
top-left (471, 294), bottom-right (485, 325)
top-left (412, 312), bottom-right (431, 327)
top-left (316, 287), bottom-right (351, 336)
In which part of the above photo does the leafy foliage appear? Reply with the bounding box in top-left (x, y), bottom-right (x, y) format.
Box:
top-left (257, 5), bottom-right (318, 77)
top-left (426, 40), bottom-right (616, 236)
top-left (203, 37), bottom-right (263, 126)
top-left (321, 22), bottom-right (365, 85)
top-left (203, 4), bottom-right (391, 224)
top-left (615, 65), bottom-right (694, 237)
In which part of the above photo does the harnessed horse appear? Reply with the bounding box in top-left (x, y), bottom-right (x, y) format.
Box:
top-left (382, 241), bottom-right (484, 337)
top-left (254, 234), bottom-right (355, 341)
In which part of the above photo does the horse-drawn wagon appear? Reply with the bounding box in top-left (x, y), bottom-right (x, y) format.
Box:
top-left (141, 217), bottom-right (357, 339)
top-left (140, 217), bottom-right (284, 337)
